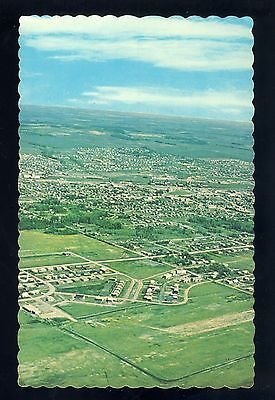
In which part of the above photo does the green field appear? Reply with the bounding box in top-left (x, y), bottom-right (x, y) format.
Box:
top-left (57, 278), bottom-right (130, 298)
top-left (72, 319), bottom-right (253, 382)
top-left (210, 251), bottom-right (254, 271)
top-left (103, 259), bottom-right (173, 279)
top-left (58, 301), bottom-right (150, 319)
top-left (64, 282), bottom-right (254, 384)
top-left (182, 355), bottom-right (254, 388)
top-left (58, 302), bottom-right (124, 318)
top-left (19, 230), bottom-right (136, 260)
top-left (18, 311), bottom-right (157, 387)
top-left (19, 253), bottom-right (83, 269)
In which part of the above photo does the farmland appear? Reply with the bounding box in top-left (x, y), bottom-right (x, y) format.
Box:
top-left (18, 106), bottom-right (254, 388)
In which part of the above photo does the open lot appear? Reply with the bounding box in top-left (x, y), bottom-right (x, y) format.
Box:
top-left (18, 311), bottom-right (157, 387)
top-left (58, 302), bottom-right (128, 319)
top-left (19, 230), bottom-right (136, 261)
top-left (71, 319), bottom-right (253, 382)
top-left (102, 259), bottom-right (173, 279)
top-left (57, 277), bottom-right (132, 299)
top-left (19, 253), bottom-right (83, 269)
top-left (180, 354), bottom-right (254, 388)
top-left (210, 251), bottom-right (254, 272)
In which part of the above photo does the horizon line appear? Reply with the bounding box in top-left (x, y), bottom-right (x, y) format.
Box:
top-left (19, 103), bottom-right (253, 124)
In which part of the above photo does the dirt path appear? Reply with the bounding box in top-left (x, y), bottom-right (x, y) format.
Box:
top-left (167, 309), bottom-right (254, 336)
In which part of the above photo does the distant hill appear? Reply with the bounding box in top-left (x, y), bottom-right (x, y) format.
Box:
top-left (19, 105), bottom-right (253, 161)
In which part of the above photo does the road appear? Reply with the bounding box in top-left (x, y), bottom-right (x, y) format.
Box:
top-left (132, 280), bottom-right (143, 301)
top-left (189, 244), bottom-right (253, 255)
top-left (97, 254), bottom-right (167, 263)
top-left (20, 251), bottom-right (66, 258)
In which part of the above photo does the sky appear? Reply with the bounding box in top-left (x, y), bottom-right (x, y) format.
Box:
top-left (19, 16), bottom-right (254, 121)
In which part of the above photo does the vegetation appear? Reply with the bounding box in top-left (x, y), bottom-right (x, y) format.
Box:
top-left (19, 230), bottom-right (135, 260)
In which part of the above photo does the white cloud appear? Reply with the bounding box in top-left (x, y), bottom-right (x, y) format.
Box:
top-left (19, 16), bottom-right (253, 71)
top-left (20, 15), bottom-right (252, 40)
top-left (81, 85), bottom-right (253, 111)
top-left (23, 36), bottom-right (253, 71)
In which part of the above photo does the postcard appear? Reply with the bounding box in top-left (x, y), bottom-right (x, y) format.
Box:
top-left (18, 15), bottom-right (254, 388)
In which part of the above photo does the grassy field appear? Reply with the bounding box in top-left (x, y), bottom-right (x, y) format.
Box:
top-left (181, 354), bottom-right (254, 388)
top-left (19, 253), bottom-right (83, 269)
top-left (210, 251), bottom-right (254, 271)
top-left (58, 282), bottom-right (254, 386)
top-left (57, 278), bottom-right (133, 298)
top-left (58, 281), bottom-right (254, 385)
top-left (58, 302), bottom-right (124, 318)
top-left (58, 281), bottom-right (115, 296)
top-left (103, 259), bottom-right (173, 279)
top-left (19, 230), bottom-right (136, 260)
top-left (18, 311), bottom-right (157, 387)
top-left (72, 319), bottom-right (254, 383)
top-left (58, 301), bottom-right (150, 319)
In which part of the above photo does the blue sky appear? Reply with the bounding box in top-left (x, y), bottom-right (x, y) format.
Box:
top-left (19, 16), bottom-right (254, 121)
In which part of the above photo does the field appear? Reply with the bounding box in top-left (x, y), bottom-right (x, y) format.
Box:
top-left (19, 280), bottom-right (254, 387)
top-left (210, 251), bottom-right (254, 272)
top-left (19, 254), bottom-right (84, 269)
top-left (20, 105), bottom-right (253, 161)
top-left (71, 319), bottom-right (253, 383)
top-left (19, 230), bottom-right (136, 261)
top-left (101, 259), bottom-right (173, 279)
top-left (18, 311), bottom-right (157, 387)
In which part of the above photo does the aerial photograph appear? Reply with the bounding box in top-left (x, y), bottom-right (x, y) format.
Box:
top-left (18, 16), bottom-right (254, 387)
